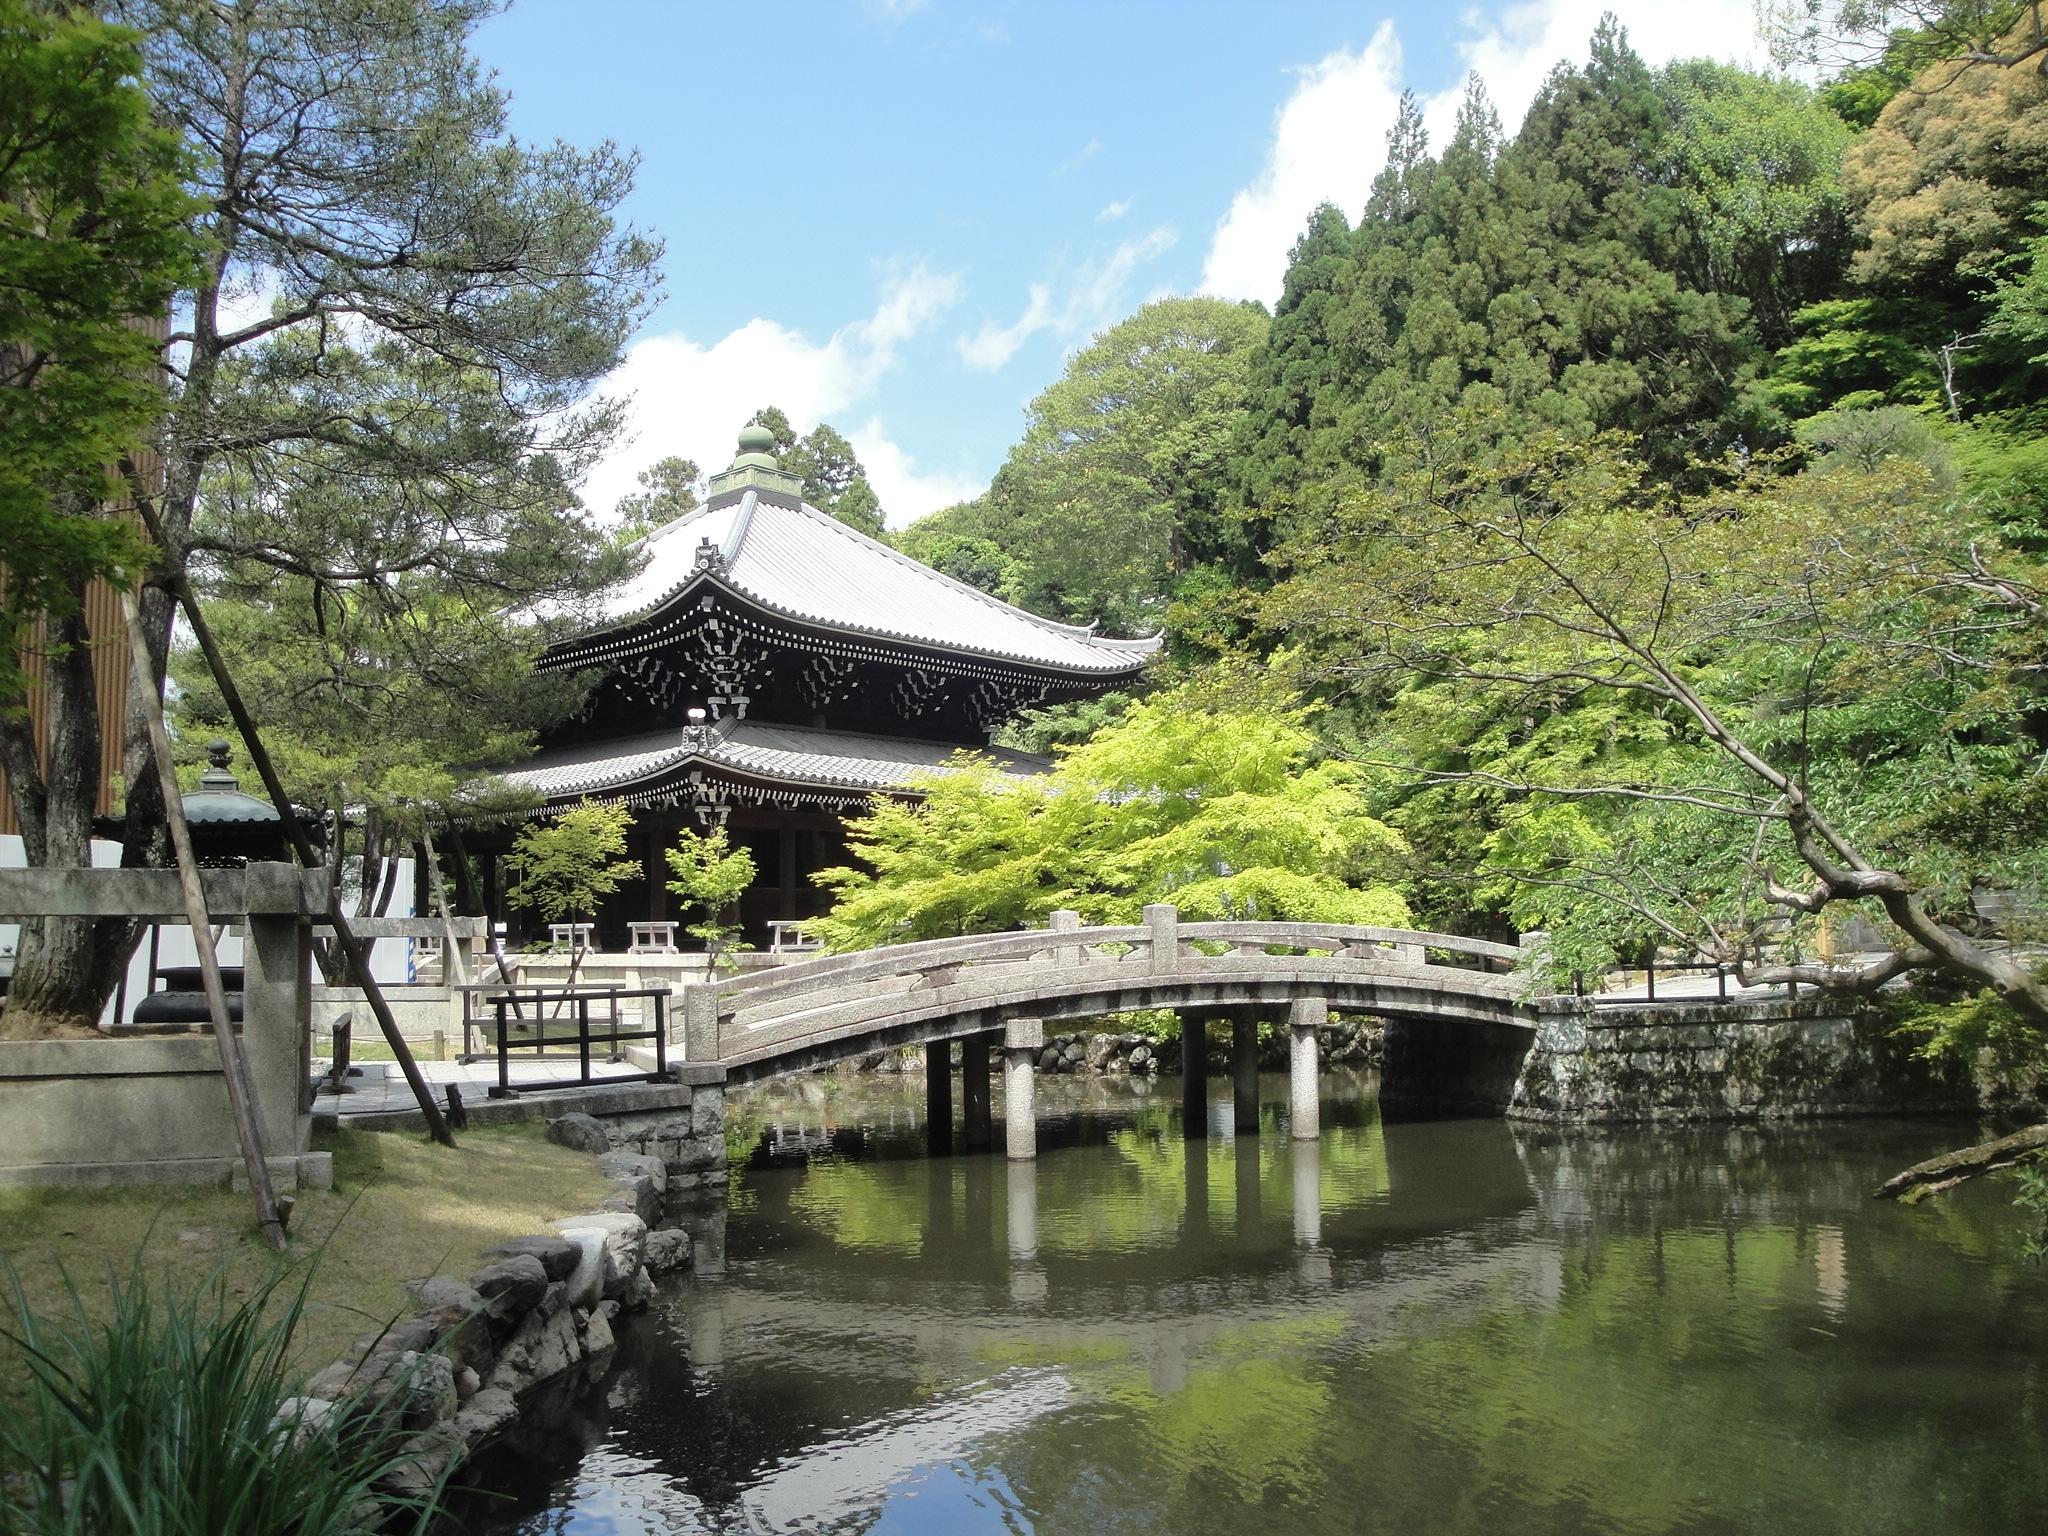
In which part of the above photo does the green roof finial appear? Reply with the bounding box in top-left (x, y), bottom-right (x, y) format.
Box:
top-left (733, 423), bottom-right (778, 469)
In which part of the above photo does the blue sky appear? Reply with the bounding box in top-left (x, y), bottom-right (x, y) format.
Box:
top-left (473, 1), bottom-right (1766, 526)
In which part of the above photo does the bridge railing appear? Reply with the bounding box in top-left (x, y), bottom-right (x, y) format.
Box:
top-left (681, 906), bottom-right (1531, 1063)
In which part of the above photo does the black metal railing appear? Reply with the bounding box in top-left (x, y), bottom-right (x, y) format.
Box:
top-left (465, 984), bottom-right (669, 1097)
top-left (1572, 960), bottom-right (1799, 1003)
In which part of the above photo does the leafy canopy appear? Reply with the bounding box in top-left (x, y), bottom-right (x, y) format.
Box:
top-left (811, 687), bottom-right (1410, 950)
top-left (506, 802), bottom-right (641, 928)
top-left (0, 0), bottom-right (200, 690)
top-left (665, 826), bottom-right (757, 963)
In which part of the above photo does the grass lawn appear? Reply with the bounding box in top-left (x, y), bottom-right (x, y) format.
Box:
top-left (0, 1122), bottom-right (610, 1408)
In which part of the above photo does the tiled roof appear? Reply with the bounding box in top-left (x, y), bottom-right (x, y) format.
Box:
top-left (583, 491), bottom-right (1159, 675)
top-left (494, 720), bottom-right (1051, 802)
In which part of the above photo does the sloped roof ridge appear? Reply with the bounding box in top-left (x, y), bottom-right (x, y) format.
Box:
top-left (775, 495), bottom-right (1157, 648)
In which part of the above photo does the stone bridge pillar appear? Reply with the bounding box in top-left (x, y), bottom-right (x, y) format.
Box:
top-left (1181, 1015), bottom-right (1208, 1138)
top-left (1231, 1011), bottom-right (1260, 1135)
top-left (1289, 997), bottom-right (1326, 1140)
top-left (924, 1039), bottom-right (952, 1156)
top-left (1003, 1017), bottom-right (1042, 1161)
top-left (962, 1032), bottom-right (995, 1152)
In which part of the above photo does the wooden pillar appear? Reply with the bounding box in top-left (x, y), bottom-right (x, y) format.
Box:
top-left (925, 1039), bottom-right (953, 1156)
top-left (778, 822), bottom-right (798, 921)
top-left (1289, 996), bottom-right (1325, 1141)
top-left (1003, 1018), bottom-right (1042, 1162)
top-left (645, 824), bottom-right (668, 921)
top-left (1180, 1015), bottom-right (1207, 1138)
top-left (962, 1031), bottom-right (994, 1152)
top-left (1231, 1012), bottom-right (1260, 1135)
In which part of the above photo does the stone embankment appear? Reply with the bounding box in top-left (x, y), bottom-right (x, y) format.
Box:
top-left (855, 1019), bottom-right (1385, 1078)
top-left (1508, 999), bottom-right (1978, 1122)
top-left (287, 1098), bottom-right (726, 1502)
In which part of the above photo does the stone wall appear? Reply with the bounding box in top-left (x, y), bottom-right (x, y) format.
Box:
top-left (291, 1100), bottom-right (723, 1502)
top-left (1380, 1017), bottom-right (1536, 1118)
top-left (1508, 999), bottom-right (1976, 1123)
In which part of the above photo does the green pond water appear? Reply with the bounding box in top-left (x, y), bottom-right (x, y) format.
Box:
top-left (449, 1072), bottom-right (2048, 1535)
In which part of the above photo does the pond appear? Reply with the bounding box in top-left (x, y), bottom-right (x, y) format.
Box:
top-left (448, 1071), bottom-right (2048, 1535)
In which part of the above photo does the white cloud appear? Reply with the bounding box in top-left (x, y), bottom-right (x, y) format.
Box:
top-left (1200, 1), bottom-right (1768, 306)
top-left (1097, 197), bottom-right (1133, 223)
top-left (1436, 0), bottom-right (1765, 144)
top-left (1200, 22), bottom-right (1406, 305)
top-left (1054, 137), bottom-right (1102, 176)
top-left (956, 224), bottom-right (1179, 371)
top-left (845, 417), bottom-right (987, 526)
top-left (580, 262), bottom-right (965, 525)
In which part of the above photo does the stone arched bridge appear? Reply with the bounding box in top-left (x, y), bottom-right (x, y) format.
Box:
top-left (681, 905), bottom-right (1535, 1083)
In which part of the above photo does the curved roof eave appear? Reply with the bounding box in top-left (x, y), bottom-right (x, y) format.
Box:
top-left (545, 566), bottom-right (1159, 678)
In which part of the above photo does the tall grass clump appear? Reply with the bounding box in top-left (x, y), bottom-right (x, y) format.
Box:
top-left (0, 1254), bottom-right (447, 1535)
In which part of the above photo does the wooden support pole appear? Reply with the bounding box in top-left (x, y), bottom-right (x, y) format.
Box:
top-left (146, 558), bottom-right (455, 1145)
top-left (120, 593), bottom-right (287, 1250)
top-left (417, 830), bottom-right (470, 988)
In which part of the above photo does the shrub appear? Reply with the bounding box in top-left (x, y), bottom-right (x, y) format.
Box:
top-left (0, 1253), bottom-right (447, 1535)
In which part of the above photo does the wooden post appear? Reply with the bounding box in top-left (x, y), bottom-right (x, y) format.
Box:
top-left (1231, 1012), bottom-right (1260, 1135)
top-left (147, 559), bottom-right (455, 1146)
top-left (121, 592), bottom-right (287, 1249)
top-left (417, 830), bottom-right (470, 988)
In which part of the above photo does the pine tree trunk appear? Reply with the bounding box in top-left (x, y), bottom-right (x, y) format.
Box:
top-left (0, 598), bottom-right (156, 1038)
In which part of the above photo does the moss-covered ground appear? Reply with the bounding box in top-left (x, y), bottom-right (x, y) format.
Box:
top-left (0, 1122), bottom-right (609, 1408)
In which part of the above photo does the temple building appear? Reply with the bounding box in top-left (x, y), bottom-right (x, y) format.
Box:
top-left (478, 427), bottom-right (1158, 946)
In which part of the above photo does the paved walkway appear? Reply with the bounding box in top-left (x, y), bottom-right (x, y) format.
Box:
top-left (313, 1054), bottom-right (651, 1117)
top-left (1588, 974), bottom-right (1790, 1006)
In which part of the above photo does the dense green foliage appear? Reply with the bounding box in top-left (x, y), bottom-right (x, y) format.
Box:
top-left (9, 0), bottom-right (663, 1031)
top-left (0, 0), bottom-right (199, 696)
top-left (665, 826), bottom-right (757, 967)
top-left (896, 297), bottom-right (1268, 632)
top-left (874, 23), bottom-right (2048, 1096)
top-left (506, 802), bottom-right (641, 931)
top-left (811, 687), bottom-right (1408, 949)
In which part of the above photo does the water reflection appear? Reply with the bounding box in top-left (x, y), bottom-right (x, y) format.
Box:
top-left (452, 1075), bottom-right (2048, 1536)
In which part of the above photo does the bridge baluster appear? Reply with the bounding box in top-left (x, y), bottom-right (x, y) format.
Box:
top-left (1049, 909), bottom-right (1081, 970)
top-left (1144, 903), bottom-right (1178, 973)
